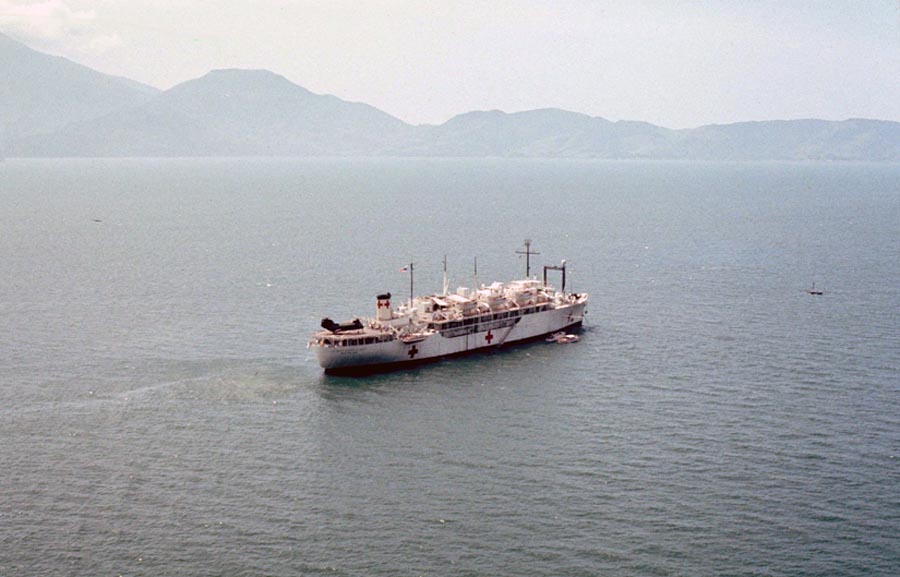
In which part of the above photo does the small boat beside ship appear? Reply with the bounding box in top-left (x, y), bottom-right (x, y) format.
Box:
top-left (546, 331), bottom-right (580, 344)
top-left (309, 245), bottom-right (587, 375)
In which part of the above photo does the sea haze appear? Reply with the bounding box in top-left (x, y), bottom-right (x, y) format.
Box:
top-left (1, 159), bottom-right (898, 576)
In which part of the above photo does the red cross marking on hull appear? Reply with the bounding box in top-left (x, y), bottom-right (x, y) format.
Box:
top-left (407, 345), bottom-right (419, 359)
top-left (485, 330), bottom-right (494, 344)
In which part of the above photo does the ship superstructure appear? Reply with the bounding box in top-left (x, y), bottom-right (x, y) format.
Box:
top-left (309, 250), bottom-right (588, 374)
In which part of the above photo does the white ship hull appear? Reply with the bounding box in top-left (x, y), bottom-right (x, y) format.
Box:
top-left (310, 252), bottom-right (586, 375)
top-left (314, 299), bottom-right (586, 375)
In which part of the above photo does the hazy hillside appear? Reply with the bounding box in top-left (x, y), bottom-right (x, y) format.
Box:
top-left (672, 119), bottom-right (900, 162)
top-left (11, 69), bottom-right (415, 157)
top-left (407, 109), bottom-right (612, 157)
top-left (4, 33), bottom-right (899, 160)
top-left (0, 32), bottom-right (158, 142)
top-left (410, 110), bottom-right (676, 158)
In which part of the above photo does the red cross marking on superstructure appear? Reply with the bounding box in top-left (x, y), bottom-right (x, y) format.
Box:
top-left (378, 300), bottom-right (390, 309)
top-left (485, 330), bottom-right (494, 344)
top-left (408, 345), bottom-right (419, 359)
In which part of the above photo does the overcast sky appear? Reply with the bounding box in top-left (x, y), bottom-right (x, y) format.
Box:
top-left (2, 0), bottom-right (898, 127)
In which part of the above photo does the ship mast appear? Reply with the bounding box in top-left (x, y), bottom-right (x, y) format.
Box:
top-left (408, 260), bottom-right (414, 309)
top-left (516, 239), bottom-right (540, 278)
top-left (543, 260), bottom-right (567, 292)
top-left (442, 255), bottom-right (449, 296)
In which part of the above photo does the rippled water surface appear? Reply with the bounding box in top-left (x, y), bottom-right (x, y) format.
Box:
top-left (1, 159), bottom-right (898, 576)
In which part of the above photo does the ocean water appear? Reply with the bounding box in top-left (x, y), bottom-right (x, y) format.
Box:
top-left (1, 158), bottom-right (898, 576)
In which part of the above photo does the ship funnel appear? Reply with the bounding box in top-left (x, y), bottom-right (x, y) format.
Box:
top-left (376, 292), bottom-right (392, 321)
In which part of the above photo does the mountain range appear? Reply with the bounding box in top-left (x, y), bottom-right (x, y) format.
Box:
top-left (3, 31), bottom-right (899, 161)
